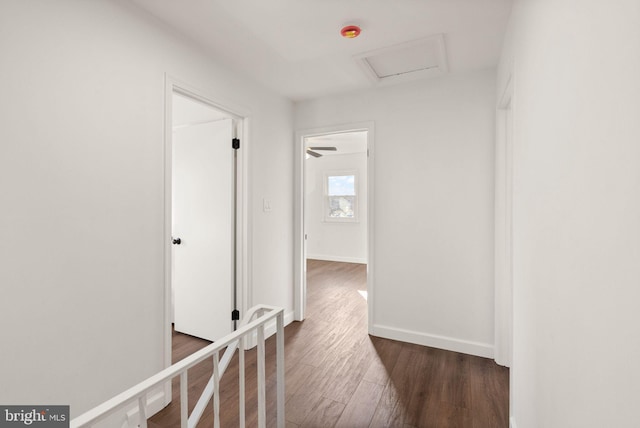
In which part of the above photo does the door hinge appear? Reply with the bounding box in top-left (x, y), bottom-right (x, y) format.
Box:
top-left (231, 309), bottom-right (240, 321)
top-left (232, 138), bottom-right (240, 150)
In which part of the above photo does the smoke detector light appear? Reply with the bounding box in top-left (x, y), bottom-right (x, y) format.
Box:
top-left (341, 25), bottom-right (361, 38)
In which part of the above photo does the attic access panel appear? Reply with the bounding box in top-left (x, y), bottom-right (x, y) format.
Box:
top-left (355, 34), bottom-right (448, 85)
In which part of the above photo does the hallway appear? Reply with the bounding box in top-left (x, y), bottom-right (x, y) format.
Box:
top-left (150, 260), bottom-right (508, 427)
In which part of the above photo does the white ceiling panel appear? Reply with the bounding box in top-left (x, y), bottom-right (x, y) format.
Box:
top-left (356, 35), bottom-right (448, 85)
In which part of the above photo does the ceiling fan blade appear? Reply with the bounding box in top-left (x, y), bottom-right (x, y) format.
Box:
top-left (308, 146), bottom-right (337, 151)
top-left (306, 150), bottom-right (322, 158)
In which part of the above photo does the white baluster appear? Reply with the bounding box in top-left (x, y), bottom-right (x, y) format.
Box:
top-left (180, 371), bottom-right (188, 428)
top-left (137, 395), bottom-right (147, 428)
top-left (257, 324), bottom-right (266, 428)
top-left (239, 335), bottom-right (246, 428)
top-left (213, 352), bottom-right (220, 428)
top-left (276, 312), bottom-right (285, 428)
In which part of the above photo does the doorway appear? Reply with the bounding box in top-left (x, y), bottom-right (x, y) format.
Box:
top-left (171, 92), bottom-right (233, 342)
top-left (164, 77), bottom-right (249, 379)
top-left (294, 123), bottom-right (375, 330)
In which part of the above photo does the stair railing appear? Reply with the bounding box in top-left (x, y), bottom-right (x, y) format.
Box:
top-left (70, 304), bottom-right (285, 428)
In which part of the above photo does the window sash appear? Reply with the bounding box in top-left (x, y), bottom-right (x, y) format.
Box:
top-left (324, 172), bottom-right (358, 222)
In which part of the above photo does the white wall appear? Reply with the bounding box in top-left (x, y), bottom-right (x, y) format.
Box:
top-left (499, 1), bottom-right (640, 427)
top-left (295, 70), bottom-right (496, 357)
top-left (0, 0), bottom-right (293, 419)
top-left (305, 152), bottom-right (368, 264)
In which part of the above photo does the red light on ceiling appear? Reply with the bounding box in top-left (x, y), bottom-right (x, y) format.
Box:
top-left (340, 25), bottom-right (361, 39)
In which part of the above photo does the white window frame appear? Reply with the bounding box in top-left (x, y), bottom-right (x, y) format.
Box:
top-left (323, 170), bottom-right (359, 223)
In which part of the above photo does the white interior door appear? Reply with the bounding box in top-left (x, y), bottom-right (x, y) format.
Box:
top-left (172, 118), bottom-right (233, 342)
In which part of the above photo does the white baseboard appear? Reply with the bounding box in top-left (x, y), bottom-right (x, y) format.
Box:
top-left (370, 324), bottom-right (494, 359)
top-left (307, 254), bottom-right (367, 264)
top-left (510, 417), bottom-right (518, 428)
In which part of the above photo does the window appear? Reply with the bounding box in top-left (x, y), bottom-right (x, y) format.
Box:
top-left (325, 171), bottom-right (358, 222)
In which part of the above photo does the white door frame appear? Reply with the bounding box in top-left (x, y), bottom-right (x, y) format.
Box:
top-left (294, 122), bottom-right (375, 331)
top-left (163, 75), bottom-right (250, 404)
top-left (495, 74), bottom-right (514, 369)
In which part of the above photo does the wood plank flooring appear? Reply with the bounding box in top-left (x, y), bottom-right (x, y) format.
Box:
top-left (149, 259), bottom-right (509, 427)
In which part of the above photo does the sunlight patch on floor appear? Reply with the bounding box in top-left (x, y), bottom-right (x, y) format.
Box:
top-left (358, 290), bottom-right (367, 301)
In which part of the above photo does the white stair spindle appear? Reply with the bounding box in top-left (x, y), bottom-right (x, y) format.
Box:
top-left (276, 312), bottom-right (285, 428)
top-left (257, 324), bottom-right (266, 428)
top-left (213, 351), bottom-right (220, 428)
top-left (239, 335), bottom-right (246, 428)
top-left (180, 371), bottom-right (188, 428)
top-left (137, 395), bottom-right (147, 428)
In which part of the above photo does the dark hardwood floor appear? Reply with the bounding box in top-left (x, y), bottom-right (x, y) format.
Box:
top-left (150, 259), bottom-right (509, 427)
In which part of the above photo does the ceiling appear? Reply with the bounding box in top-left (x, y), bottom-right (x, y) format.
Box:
top-left (132, 0), bottom-right (513, 101)
top-left (306, 131), bottom-right (367, 157)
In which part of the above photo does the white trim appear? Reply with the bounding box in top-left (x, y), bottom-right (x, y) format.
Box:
top-left (306, 255), bottom-right (367, 265)
top-left (499, 74), bottom-right (513, 109)
top-left (294, 122), bottom-right (375, 324)
top-left (494, 71), bottom-right (514, 368)
top-left (239, 117), bottom-right (252, 318)
top-left (496, 71), bottom-right (515, 427)
top-left (163, 77), bottom-right (173, 408)
top-left (164, 74), bottom-right (251, 410)
top-left (370, 324), bottom-right (494, 359)
top-left (366, 127), bottom-right (375, 335)
top-left (172, 117), bottom-right (231, 131)
top-left (510, 417), bottom-right (518, 428)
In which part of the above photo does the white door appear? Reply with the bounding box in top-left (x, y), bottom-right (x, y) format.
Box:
top-left (172, 118), bottom-right (233, 342)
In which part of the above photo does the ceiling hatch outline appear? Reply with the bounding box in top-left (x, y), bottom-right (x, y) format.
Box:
top-left (354, 34), bottom-right (449, 86)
